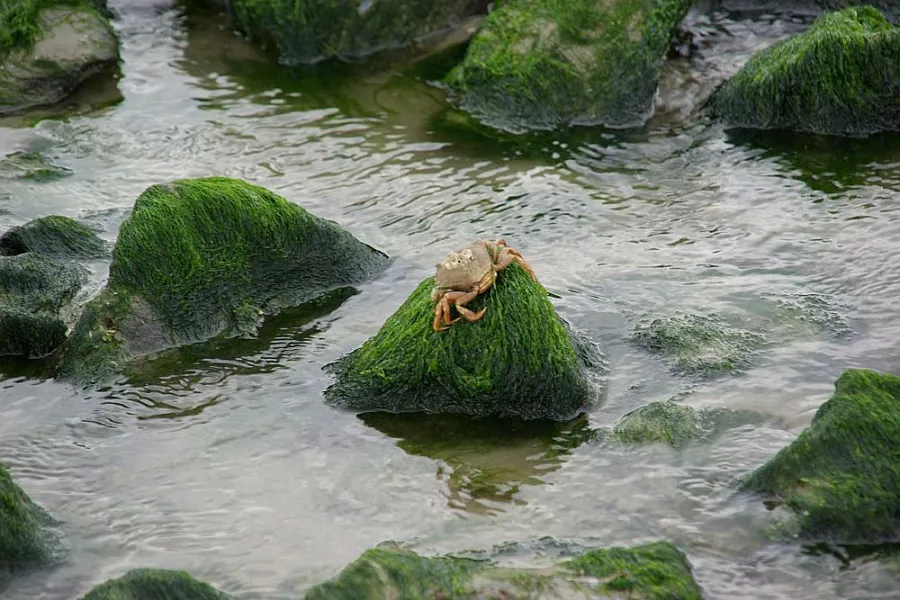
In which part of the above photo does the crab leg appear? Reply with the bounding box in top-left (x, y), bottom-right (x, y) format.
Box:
top-left (494, 247), bottom-right (538, 281)
top-left (451, 289), bottom-right (488, 323)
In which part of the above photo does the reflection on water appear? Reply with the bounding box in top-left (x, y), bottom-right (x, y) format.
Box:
top-left (1, 1), bottom-right (900, 599)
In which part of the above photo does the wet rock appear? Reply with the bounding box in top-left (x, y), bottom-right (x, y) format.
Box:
top-left (0, 252), bottom-right (86, 358)
top-left (711, 6), bottom-right (900, 137)
top-left (56, 176), bottom-right (388, 385)
top-left (0, 464), bottom-right (59, 591)
top-left (79, 568), bottom-right (231, 600)
top-left (223, 0), bottom-right (488, 66)
top-left (0, 2), bottom-right (119, 115)
top-left (0, 151), bottom-right (73, 181)
top-left (0, 215), bottom-right (108, 259)
top-left (612, 400), bottom-right (772, 448)
top-left (444, 0), bottom-right (692, 133)
top-left (741, 368), bottom-right (900, 544)
top-left (304, 540), bottom-right (703, 599)
top-left (631, 312), bottom-right (766, 377)
top-left (325, 258), bottom-right (604, 421)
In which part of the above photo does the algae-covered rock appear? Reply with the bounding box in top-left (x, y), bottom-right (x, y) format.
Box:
top-left (0, 252), bottom-right (86, 357)
top-left (0, 1), bottom-right (119, 115)
top-left (711, 6), bottom-right (900, 136)
top-left (304, 540), bottom-right (703, 599)
top-left (325, 263), bottom-right (602, 420)
top-left (56, 177), bottom-right (388, 385)
top-left (79, 568), bottom-right (231, 600)
top-left (0, 215), bottom-right (107, 259)
top-left (445, 0), bottom-right (692, 132)
top-left (225, 0), bottom-right (486, 66)
top-left (741, 368), bottom-right (900, 544)
top-left (0, 465), bottom-right (57, 590)
top-left (632, 312), bottom-right (766, 377)
top-left (0, 151), bottom-right (73, 181)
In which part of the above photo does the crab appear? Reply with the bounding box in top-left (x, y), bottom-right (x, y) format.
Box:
top-left (430, 238), bottom-right (538, 332)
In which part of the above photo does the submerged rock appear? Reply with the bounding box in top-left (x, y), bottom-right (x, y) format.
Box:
top-left (0, 215), bottom-right (108, 259)
top-left (56, 177), bottom-right (388, 385)
top-left (304, 540), bottom-right (703, 599)
top-left (0, 151), bottom-right (73, 181)
top-left (741, 368), bottom-right (900, 544)
top-left (79, 568), bottom-right (231, 600)
top-left (445, 0), bottom-right (692, 132)
top-left (0, 1), bottom-right (119, 115)
top-left (224, 0), bottom-right (487, 66)
top-left (0, 252), bottom-right (86, 358)
top-left (711, 6), bottom-right (900, 136)
top-left (0, 465), bottom-right (58, 591)
top-left (632, 312), bottom-right (766, 377)
top-left (325, 259), bottom-right (603, 420)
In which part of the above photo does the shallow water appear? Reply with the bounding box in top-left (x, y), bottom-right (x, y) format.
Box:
top-left (2, 2), bottom-right (900, 599)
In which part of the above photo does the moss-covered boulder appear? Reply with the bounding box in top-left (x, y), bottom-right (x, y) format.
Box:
top-left (0, 0), bottom-right (119, 115)
top-left (632, 312), bottom-right (766, 377)
top-left (304, 541), bottom-right (703, 599)
top-left (0, 465), bottom-right (58, 590)
top-left (0, 252), bottom-right (86, 357)
top-left (444, 0), bottom-right (692, 132)
top-left (0, 151), bottom-right (73, 181)
top-left (741, 369), bottom-right (900, 544)
top-left (325, 262), bottom-right (602, 420)
top-left (56, 177), bottom-right (388, 385)
top-left (711, 6), bottom-right (900, 137)
top-left (79, 568), bottom-right (231, 600)
top-left (0, 215), bottom-right (107, 259)
top-left (223, 0), bottom-right (486, 66)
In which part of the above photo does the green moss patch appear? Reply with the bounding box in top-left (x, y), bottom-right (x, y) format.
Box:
top-left (325, 263), bottom-right (602, 420)
top-left (741, 368), bottom-right (900, 544)
top-left (445, 0), bottom-right (691, 132)
top-left (711, 6), bottom-right (900, 136)
top-left (0, 215), bottom-right (108, 259)
top-left (0, 151), bottom-right (73, 181)
top-left (79, 568), bottom-right (231, 600)
top-left (0, 0), bottom-right (106, 57)
top-left (0, 464), bottom-right (57, 590)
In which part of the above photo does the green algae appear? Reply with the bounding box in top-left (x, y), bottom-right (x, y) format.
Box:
top-left (741, 368), bottom-right (900, 544)
top-left (0, 215), bottom-right (108, 259)
top-left (226, 0), bottom-right (482, 66)
top-left (0, 151), bottom-right (73, 181)
top-left (632, 312), bottom-right (766, 377)
top-left (0, 0), bottom-right (107, 57)
top-left (303, 540), bottom-right (702, 599)
top-left (325, 262), bottom-right (602, 420)
top-left (445, 0), bottom-right (691, 132)
top-left (0, 464), bottom-right (56, 590)
top-left (711, 6), bottom-right (900, 136)
top-left (79, 568), bottom-right (231, 600)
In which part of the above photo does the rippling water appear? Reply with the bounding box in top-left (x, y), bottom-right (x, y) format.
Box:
top-left (2, 2), bottom-right (900, 599)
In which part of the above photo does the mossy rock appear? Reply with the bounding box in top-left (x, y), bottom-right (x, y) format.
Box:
top-left (445, 0), bottom-right (692, 133)
top-left (0, 151), bottom-right (73, 181)
top-left (711, 6), bottom-right (900, 136)
top-left (325, 262), bottom-right (602, 420)
top-left (0, 464), bottom-right (58, 591)
top-left (0, 252), bottom-right (86, 358)
top-left (0, 215), bottom-right (108, 259)
top-left (224, 0), bottom-right (486, 66)
top-left (612, 400), bottom-right (773, 448)
top-left (0, 2), bottom-right (119, 115)
top-left (304, 540), bottom-right (703, 599)
top-left (56, 177), bottom-right (388, 385)
top-left (741, 368), bottom-right (900, 544)
top-left (631, 313), bottom-right (766, 377)
top-left (79, 568), bottom-right (231, 600)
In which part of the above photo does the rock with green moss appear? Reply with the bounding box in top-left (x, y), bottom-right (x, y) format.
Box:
top-left (0, 252), bottom-right (86, 357)
top-left (632, 313), bottom-right (766, 377)
top-left (0, 151), bottom-right (73, 181)
top-left (224, 0), bottom-right (486, 66)
top-left (444, 0), bottom-right (692, 132)
top-left (711, 6), bottom-right (900, 136)
top-left (741, 368), bottom-right (900, 544)
top-left (79, 568), bottom-right (231, 600)
top-left (324, 262), bottom-right (602, 420)
top-left (0, 0), bottom-right (119, 115)
top-left (1, 215), bottom-right (107, 259)
top-left (0, 464), bottom-right (58, 591)
top-left (304, 540), bottom-right (702, 599)
top-left (56, 177), bottom-right (388, 385)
